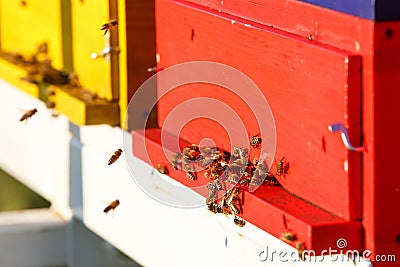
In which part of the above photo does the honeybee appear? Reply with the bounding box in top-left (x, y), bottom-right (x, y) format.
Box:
top-left (264, 174), bottom-right (280, 186)
top-left (249, 133), bottom-right (262, 148)
top-left (201, 157), bottom-right (214, 168)
top-left (183, 144), bottom-right (201, 160)
top-left (228, 173), bottom-right (240, 184)
top-left (229, 203), bottom-right (240, 214)
top-left (183, 163), bottom-right (196, 180)
top-left (214, 178), bottom-right (223, 191)
top-left (108, 149), bottom-right (123, 165)
top-left (208, 202), bottom-right (223, 214)
top-left (156, 164), bottom-right (168, 174)
top-left (276, 157), bottom-right (290, 177)
top-left (232, 147), bottom-right (241, 158)
top-left (171, 152), bottom-right (182, 170)
top-left (280, 231), bottom-right (298, 242)
top-left (280, 215), bottom-right (297, 242)
top-left (103, 199), bottom-right (120, 214)
top-left (250, 159), bottom-right (271, 186)
top-left (68, 71), bottom-right (82, 89)
top-left (225, 187), bottom-right (242, 213)
top-left (19, 108), bottom-right (38, 122)
top-left (233, 147), bottom-right (249, 160)
top-left (206, 182), bottom-right (218, 205)
top-left (46, 101), bottom-right (56, 109)
top-left (200, 146), bottom-right (218, 156)
top-left (206, 161), bottom-right (226, 180)
top-left (100, 19), bottom-right (118, 35)
top-left (234, 216), bottom-right (246, 227)
top-left (186, 171), bottom-right (196, 180)
top-left (296, 242), bottom-right (306, 261)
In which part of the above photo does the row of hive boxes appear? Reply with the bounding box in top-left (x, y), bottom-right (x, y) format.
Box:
top-left (0, 0), bottom-right (156, 127)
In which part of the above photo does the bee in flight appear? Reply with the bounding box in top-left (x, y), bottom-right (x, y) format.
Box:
top-left (108, 149), bottom-right (123, 165)
top-left (100, 19), bottom-right (118, 35)
top-left (19, 108), bottom-right (38, 122)
top-left (103, 199), bottom-right (120, 214)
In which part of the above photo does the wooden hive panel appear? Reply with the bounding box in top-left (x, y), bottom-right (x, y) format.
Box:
top-left (155, 0), bottom-right (362, 220)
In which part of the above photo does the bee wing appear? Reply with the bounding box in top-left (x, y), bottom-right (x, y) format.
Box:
top-left (100, 23), bottom-right (108, 30)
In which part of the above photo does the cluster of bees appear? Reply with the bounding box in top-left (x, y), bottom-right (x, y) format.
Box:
top-left (105, 138), bottom-right (300, 257)
top-left (154, 134), bottom-right (290, 228)
top-left (1, 42), bottom-right (70, 87)
top-left (11, 19), bottom-right (121, 123)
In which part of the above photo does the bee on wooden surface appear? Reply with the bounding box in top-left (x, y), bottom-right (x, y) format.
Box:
top-left (239, 147), bottom-right (249, 161)
top-left (234, 216), bottom-right (246, 227)
top-left (280, 231), bottom-right (298, 242)
top-left (264, 174), bottom-right (280, 186)
top-left (200, 147), bottom-right (219, 168)
top-left (275, 157), bottom-right (290, 177)
top-left (232, 147), bottom-right (241, 158)
top-left (239, 177), bottom-right (251, 186)
top-left (235, 163), bottom-right (253, 187)
top-left (108, 149), bottom-right (123, 165)
top-left (183, 144), bottom-right (201, 160)
top-left (186, 171), bottom-right (196, 180)
top-left (296, 242), bottom-right (306, 261)
top-left (100, 19), bottom-right (118, 35)
top-left (68, 71), bottom-right (82, 89)
top-left (225, 187), bottom-right (242, 213)
top-left (228, 173), bottom-right (240, 184)
top-left (201, 156), bottom-right (214, 168)
top-left (200, 146), bottom-right (218, 156)
top-left (46, 101), bottom-right (56, 109)
top-left (156, 164), bottom-right (168, 175)
top-left (229, 203), bottom-right (240, 214)
top-left (228, 158), bottom-right (247, 173)
top-left (250, 159), bottom-right (271, 186)
top-left (207, 181), bottom-right (217, 191)
top-left (19, 108), bottom-right (38, 122)
top-left (249, 133), bottom-right (262, 148)
top-left (208, 202), bottom-right (223, 214)
top-left (280, 215), bottom-right (297, 243)
top-left (214, 177), bottom-right (223, 191)
top-left (103, 199), bottom-right (120, 214)
top-left (171, 152), bottom-right (183, 170)
top-left (206, 182), bottom-right (218, 205)
top-left (184, 164), bottom-right (196, 180)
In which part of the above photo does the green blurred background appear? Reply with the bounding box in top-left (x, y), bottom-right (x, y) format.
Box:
top-left (0, 168), bottom-right (50, 211)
